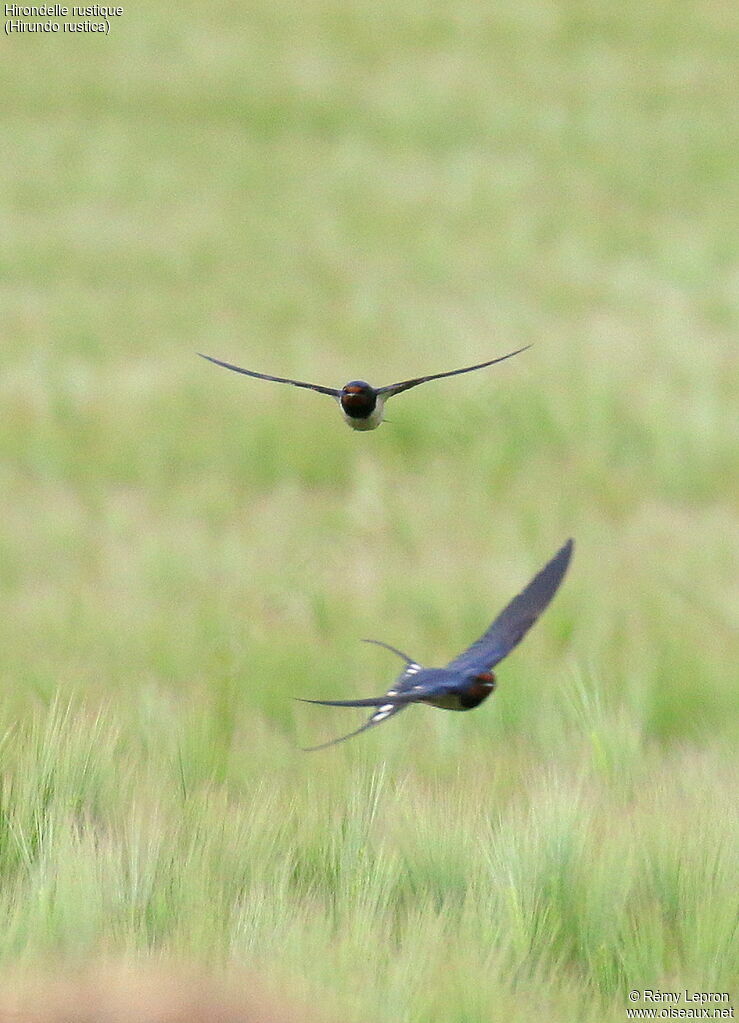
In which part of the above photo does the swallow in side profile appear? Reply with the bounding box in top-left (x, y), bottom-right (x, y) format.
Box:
top-left (199, 346), bottom-right (530, 431)
top-left (298, 539), bottom-right (573, 750)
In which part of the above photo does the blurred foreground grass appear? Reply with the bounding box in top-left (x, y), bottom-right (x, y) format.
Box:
top-left (1, 0), bottom-right (737, 1020)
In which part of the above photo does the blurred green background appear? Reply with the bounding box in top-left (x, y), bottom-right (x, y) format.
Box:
top-left (1, 2), bottom-right (737, 1020)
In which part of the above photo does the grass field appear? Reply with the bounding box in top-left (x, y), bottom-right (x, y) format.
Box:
top-left (1, 1), bottom-right (738, 1020)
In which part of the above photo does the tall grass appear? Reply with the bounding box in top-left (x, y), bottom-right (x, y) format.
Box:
top-left (0, 700), bottom-right (735, 1020)
top-left (1, 0), bottom-right (737, 1019)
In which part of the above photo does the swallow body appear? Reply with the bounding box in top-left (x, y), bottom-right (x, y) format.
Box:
top-left (199, 346), bottom-right (530, 431)
top-left (298, 539), bottom-right (573, 750)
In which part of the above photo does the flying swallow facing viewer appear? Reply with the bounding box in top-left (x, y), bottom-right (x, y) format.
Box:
top-left (298, 539), bottom-right (573, 750)
top-left (199, 346), bottom-right (530, 431)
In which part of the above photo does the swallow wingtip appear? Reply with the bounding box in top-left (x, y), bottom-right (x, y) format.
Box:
top-left (559, 537), bottom-right (575, 568)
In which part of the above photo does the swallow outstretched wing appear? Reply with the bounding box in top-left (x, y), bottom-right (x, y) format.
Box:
top-left (199, 354), bottom-right (341, 397)
top-left (376, 345), bottom-right (531, 398)
top-left (445, 538), bottom-right (573, 675)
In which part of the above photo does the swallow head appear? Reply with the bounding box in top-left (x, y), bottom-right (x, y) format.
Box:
top-left (459, 671), bottom-right (497, 710)
top-left (339, 381), bottom-right (377, 420)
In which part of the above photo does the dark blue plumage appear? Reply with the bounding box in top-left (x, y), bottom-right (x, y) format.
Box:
top-left (299, 539), bottom-right (574, 750)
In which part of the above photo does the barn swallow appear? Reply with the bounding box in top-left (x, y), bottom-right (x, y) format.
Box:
top-left (199, 346), bottom-right (530, 431)
top-left (298, 539), bottom-right (573, 750)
